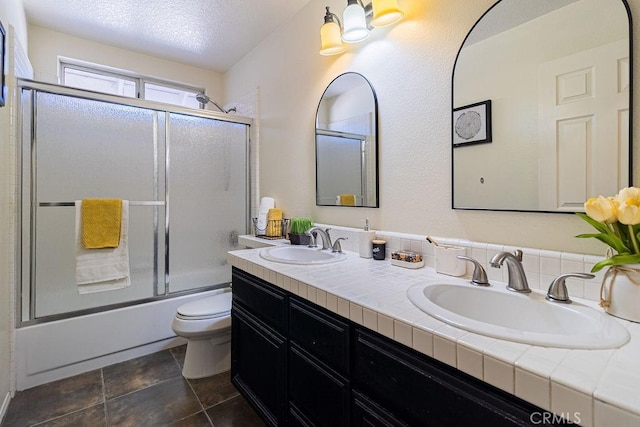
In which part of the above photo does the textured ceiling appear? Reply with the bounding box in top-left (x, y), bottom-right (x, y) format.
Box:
top-left (23, 0), bottom-right (313, 72)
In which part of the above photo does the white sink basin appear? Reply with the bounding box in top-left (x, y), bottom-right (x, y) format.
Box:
top-left (407, 282), bottom-right (630, 349)
top-left (259, 245), bottom-right (346, 265)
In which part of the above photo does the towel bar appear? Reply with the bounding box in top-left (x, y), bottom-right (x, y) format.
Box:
top-left (39, 201), bottom-right (165, 207)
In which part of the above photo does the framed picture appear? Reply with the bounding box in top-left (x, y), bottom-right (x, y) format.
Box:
top-left (0, 20), bottom-right (5, 107)
top-left (452, 100), bottom-right (492, 146)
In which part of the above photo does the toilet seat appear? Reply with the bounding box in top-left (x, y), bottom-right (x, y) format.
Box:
top-left (176, 292), bottom-right (232, 320)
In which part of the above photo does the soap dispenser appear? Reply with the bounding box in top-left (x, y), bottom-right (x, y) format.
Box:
top-left (359, 219), bottom-right (376, 258)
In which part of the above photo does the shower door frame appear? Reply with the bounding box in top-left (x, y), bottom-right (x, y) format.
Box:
top-left (16, 79), bottom-right (252, 327)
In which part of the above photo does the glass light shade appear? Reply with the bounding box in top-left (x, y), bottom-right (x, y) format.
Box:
top-left (319, 21), bottom-right (345, 56)
top-left (342, 3), bottom-right (369, 43)
top-left (371, 0), bottom-right (404, 27)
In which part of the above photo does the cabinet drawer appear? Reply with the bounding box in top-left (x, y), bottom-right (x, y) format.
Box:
top-left (354, 329), bottom-right (539, 426)
top-left (289, 297), bottom-right (350, 374)
top-left (289, 344), bottom-right (350, 427)
top-left (232, 267), bottom-right (287, 332)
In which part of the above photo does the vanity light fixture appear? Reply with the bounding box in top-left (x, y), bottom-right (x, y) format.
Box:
top-left (319, 7), bottom-right (346, 56)
top-left (342, 0), bottom-right (370, 43)
top-left (319, 0), bottom-right (404, 56)
top-left (371, 0), bottom-right (404, 27)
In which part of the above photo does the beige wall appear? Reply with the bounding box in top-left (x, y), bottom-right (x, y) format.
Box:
top-left (226, 0), bottom-right (640, 255)
top-left (27, 25), bottom-right (225, 104)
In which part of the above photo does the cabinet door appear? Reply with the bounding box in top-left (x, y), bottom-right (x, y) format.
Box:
top-left (231, 303), bottom-right (287, 426)
top-left (289, 344), bottom-right (350, 427)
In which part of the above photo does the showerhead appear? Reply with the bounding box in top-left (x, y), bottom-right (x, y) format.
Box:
top-left (195, 93), bottom-right (210, 104)
top-left (195, 93), bottom-right (236, 114)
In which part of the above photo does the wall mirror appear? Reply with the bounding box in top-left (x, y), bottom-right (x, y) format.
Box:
top-left (452, 0), bottom-right (632, 212)
top-left (316, 72), bottom-right (379, 207)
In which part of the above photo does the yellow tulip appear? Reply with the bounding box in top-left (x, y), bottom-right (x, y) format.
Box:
top-left (616, 187), bottom-right (640, 225)
top-left (584, 196), bottom-right (618, 223)
top-left (617, 203), bottom-right (640, 225)
top-left (616, 187), bottom-right (640, 202)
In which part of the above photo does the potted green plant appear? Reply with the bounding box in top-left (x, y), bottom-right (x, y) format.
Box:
top-left (288, 217), bottom-right (313, 245)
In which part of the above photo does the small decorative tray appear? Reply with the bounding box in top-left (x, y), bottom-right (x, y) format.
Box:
top-left (390, 250), bottom-right (424, 269)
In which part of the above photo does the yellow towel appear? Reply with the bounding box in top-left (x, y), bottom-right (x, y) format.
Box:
top-left (81, 199), bottom-right (123, 249)
top-left (266, 208), bottom-right (283, 237)
top-left (340, 194), bottom-right (356, 206)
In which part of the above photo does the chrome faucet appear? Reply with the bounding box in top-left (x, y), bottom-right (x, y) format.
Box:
top-left (305, 227), bottom-right (332, 250)
top-left (546, 273), bottom-right (595, 304)
top-left (490, 250), bottom-right (531, 293)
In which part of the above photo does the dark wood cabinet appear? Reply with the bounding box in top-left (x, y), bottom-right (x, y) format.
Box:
top-left (231, 268), bottom-right (288, 426)
top-left (231, 267), bottom-right (559, 427)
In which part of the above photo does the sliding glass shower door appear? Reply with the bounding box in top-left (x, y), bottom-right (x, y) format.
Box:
top-left (19, 82), bottom-right (250, 322)
top-left (168, 113), bottom-right (249, 293)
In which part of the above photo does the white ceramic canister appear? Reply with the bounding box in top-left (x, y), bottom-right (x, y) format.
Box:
top-left (602, 264), bottom-right (640, 323)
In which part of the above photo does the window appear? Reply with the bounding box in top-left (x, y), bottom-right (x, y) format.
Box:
top-left (63, 66), bottom-right (137, 98)
top-left (144, 82), bottom-right (200, 109)
top-left (60, 61), bottom-right (204, 109)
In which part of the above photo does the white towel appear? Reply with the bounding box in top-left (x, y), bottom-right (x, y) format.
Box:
top-left (256, 197), bottom-right (275, 233)
top-left (75, 200), bottom-right (131, 294)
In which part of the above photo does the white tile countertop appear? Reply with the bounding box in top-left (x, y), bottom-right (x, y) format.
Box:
top-left (227, 246), bottom-right (640, 427)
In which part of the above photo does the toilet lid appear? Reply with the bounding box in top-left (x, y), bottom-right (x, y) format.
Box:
top-left (177, 292), bottom-right (232, 318)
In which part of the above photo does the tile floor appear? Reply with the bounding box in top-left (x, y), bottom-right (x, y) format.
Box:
top-left (2, 345), bottom-right (265, 426)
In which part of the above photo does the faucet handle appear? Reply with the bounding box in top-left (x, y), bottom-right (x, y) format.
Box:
top-left (332, 237), bottom-right (348, 253)
top-left (546, 273), bottom-right (595, 304)
top-left (457, 256), bottom-right (490, 286)
top-left (513, 249), bottom-right (523, 261)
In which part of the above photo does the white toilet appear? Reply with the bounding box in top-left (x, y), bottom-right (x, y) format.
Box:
top-left (171, 288), bottom-right (232, 379)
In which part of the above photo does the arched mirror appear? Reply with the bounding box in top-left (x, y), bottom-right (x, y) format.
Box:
top-left (316, 72), bottom-right (379, 207)
top-left (452, 0), bottom-right (632, 212)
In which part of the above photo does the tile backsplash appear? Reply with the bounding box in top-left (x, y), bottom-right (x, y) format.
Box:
top-left (317, 223), bottom-right (605, 303)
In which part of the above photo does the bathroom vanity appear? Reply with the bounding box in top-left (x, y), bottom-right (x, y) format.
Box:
top-left (231, 266), bottom-right (545, 426)
top-left (228, 242), bottom-right (640, 427)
